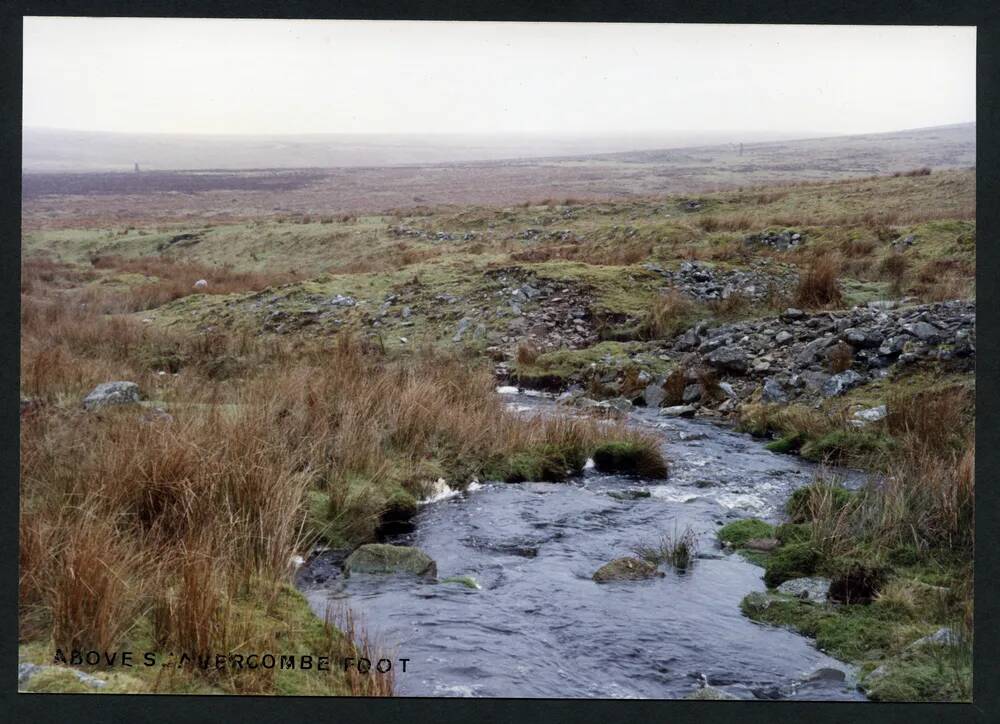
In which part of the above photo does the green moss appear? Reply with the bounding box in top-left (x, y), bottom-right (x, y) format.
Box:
top-left (591, 441), bottom-right (668, 479)
top-left (765, 433), bottom-right (804, 454)
top-left (863, 641), bottom-right (972, 702)
top-left (717, 518), bottom-right (774, 547)
top-left (774, 522), bottom-right (811, 546)
top-left (763, 542), bottom-right (821, 587)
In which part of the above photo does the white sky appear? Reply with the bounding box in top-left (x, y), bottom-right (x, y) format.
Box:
top-left (23, 18), bottom-right (976, 136)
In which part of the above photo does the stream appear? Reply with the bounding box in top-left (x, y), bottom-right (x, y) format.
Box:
top-left (298, 392), bottom-right (869, 700)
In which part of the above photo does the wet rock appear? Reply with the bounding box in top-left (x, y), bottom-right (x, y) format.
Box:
top-left (592, 557), bottom-right (663, 583)
top-left (682, 384), bottom-right (702, 403)
top-left (821, 370), bottom-right (863, 397)
top-left (193, 278), bottom-right (208, 289)
top-left (805, 667), bottom-right (847, 684)
top-left (344, 543), bottom-right (437, 578)
top-left (659, 404), bottom-right (697, 418)
top-left (83, 381), bottom-right (141, 411)
top-left (775, 330), bottom-right (794, 345)
top-left (776, 576), bottom-right (831, 603)
top-left (782, 308), bottom-right (805, 321)
top-left (685, 685), bottom-right (739, 700)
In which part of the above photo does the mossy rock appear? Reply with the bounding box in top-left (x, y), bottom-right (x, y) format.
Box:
top-left (718, 518), bottom-right (774, 547)
top-left (763, 543), bottom-right (821, 587)
top-left (591, 441), bottom-right (668, 479)
top-left (592, 557), bottom-right (664, 583)
top-left (344, 543), bottom-right (437, 578)
top-left (765, 433), bottom-right (805, 455)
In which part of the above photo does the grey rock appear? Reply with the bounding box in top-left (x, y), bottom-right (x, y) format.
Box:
top-left (902, 321), bottom-right (941, 342)
top-left (717, 381), bottom-right (737, 399)
top-left (675, 327), bottom-right (701, 351)
top-left (782, 308), bottom-right (805, 321)
top-left (908, 627), bottom-right (961, 649)
top-left (643, 383), bottom-right (666, 408)
top-left (775, 330), bottom-right (794, 345)
top-left (822, 370), bottom-right (864, 397)
top-left (682, 384), bottom-right (702, 403)
top-left (800, 370), bottom-right (832, 391)
top-left (18, 663), bottom-right (108, 690)
top-left (851, 405), bottom-right (887, 425)
top-left (762, 377), bottom-right (789, 403)
top-left (777, 576), bottom-right (832, 603)
top-left (452, 317), bottom-right (472, 342)
top-left (660, 405), bottom-right (697, 418)
top-left (83, 381), bottom-right (141, 411)
top-left (706, 346), bottom-right (749, 374)
top-left (328, 294), bottom-right (357, 307)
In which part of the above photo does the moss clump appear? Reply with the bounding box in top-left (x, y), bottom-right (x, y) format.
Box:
top-left (800, 429), bottom-right (892, 464)
top-left (717, 518), bottom-right (775, 547)
top-left (774, 522), bottom-right (811, 546)
top-left (765, 433), bottom-right (805, 454)
top-left (786, 482), bottom-right (856, 523)
top-left (591, 441), bottom-right (668, 479)
top-left (488, 443), bottom-right (588, 483)
top-left (382, 488), bottom-right (418, 521)
top-left (763, 542), bottom-right (821, 587)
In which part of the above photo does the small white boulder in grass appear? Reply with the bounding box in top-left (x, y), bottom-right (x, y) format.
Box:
top-left (495, 386), bottom-right (519, 395)
top-left (193, 279), bottom-right (208, 289)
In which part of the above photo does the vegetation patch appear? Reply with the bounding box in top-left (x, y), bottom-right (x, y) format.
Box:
top-left (592, 440), bottom-right (668, 479)
top-left (717, 518), bottom-right (774, 547)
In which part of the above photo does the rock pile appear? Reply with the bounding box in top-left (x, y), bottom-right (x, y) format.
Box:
top-left (658, 299), bottom-right (975, 409)
top-left (743, 229), bottom-right (806, 251)
top-left (644, 260), bottom-right (796, 303)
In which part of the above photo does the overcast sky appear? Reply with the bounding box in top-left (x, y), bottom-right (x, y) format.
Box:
top-left (23, 18), bottom-right (976, 137)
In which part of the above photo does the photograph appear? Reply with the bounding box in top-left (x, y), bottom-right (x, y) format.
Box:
top-left (17, 17), bottom-right (976, 702)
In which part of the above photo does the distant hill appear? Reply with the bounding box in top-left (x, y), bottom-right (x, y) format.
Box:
top-left (22, 127), bottom-right (825, 173)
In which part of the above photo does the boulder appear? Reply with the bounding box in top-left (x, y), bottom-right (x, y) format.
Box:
top-left (851, 405), bottom-right (887, 426)
top-left (452, 317), bottom-right (472, 342)
top-left (776, 576), bottom-right (831, 604)
top-left (775, 330), bottom-right (794, 345)
top-left (328, 294), bottom-right (357, 307)
top-left (706, 346), bottom-right (749, 374)
top-left (592, 557), bottom-right (663, 583)
top-left (82, 381), bottom-right (141, 411)
top-left (642, 383), bottom-right (666, 408)
top-left (902, 321), bottom-right (941, 343)
top-left (193, 279), bottom-right (208, 289)
top-left (762, 377), bottom-right (788, 403)
top-left (682, 384), bottom-right (702, 403)
top-left (659, 404), bottom-right (697, 418)
top-left (344, 544), bottom-right (437, 578)
top-left (821, 370), bottom-right (863, 397)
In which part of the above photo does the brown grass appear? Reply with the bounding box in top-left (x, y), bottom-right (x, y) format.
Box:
top-left (794, 253), bottom-right (843, 308)
top-left (20, 261), bottom-right (661, 694)
top-left (643, 290), bottom-right (700, 339)
top-left (826, 341), bottom-right (855, 373)
top-left (516, 340), bottom-right (541, 365)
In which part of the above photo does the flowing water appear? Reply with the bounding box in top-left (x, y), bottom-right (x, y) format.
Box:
top-left (299, 393), bottom-right (868, 700)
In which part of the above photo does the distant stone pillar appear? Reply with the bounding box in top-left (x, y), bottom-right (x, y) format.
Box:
top-left (134, 162), bottom-right (140, 173)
